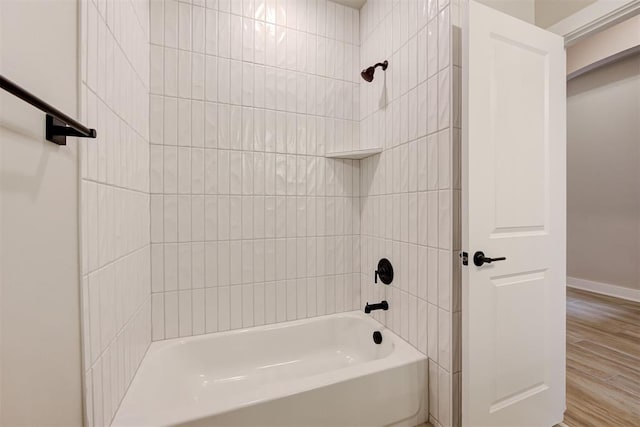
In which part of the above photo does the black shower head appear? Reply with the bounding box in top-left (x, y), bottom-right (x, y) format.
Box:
top-left (361, 67), bottom-right (375, 82)
top-left (361, 60), bottom-right (388, 82)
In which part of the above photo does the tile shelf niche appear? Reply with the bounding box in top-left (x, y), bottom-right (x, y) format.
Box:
top-left (325, 147), bottom-right (383, 160)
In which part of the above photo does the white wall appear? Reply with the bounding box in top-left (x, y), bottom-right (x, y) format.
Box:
top-left (148, 0), bottom-right (361, 340)
top-left (535, 0), bottom-right (597, 28)
top-left (359, 0), bottom-right (460, 425)
top-left (78, 0), bottom-right (151, 425)
top-left (0, 0), bottom-right (83, 425)
top-left (567, 54), bottom-right (640, 291)
top-left (476, 0), bottom-right (535, 23)
top-left (475, 0), bottom-right (598, 28)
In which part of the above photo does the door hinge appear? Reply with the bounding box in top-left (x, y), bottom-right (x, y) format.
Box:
top-left (460, 251), bottom-right (468, 266)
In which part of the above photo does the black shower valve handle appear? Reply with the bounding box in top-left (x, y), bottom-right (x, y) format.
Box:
top-left (374, 258), bottom-right (394, 285)
top-left (374, 269), bottom-right (384, 284)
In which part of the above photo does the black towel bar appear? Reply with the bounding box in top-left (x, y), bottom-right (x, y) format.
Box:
top-left (0, 74), bottom-right (97, 145)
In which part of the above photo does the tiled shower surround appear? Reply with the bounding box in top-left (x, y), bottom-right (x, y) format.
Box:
top-left (79, 0), bottom-right (462, 426)
top-left (148, 0), bottom-right (362, 339)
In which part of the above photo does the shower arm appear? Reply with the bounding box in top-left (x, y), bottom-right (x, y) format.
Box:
top-left (372, 61), bottom-right (388, 71)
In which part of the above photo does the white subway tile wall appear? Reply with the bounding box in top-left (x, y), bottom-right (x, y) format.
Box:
top-left (79, 0), bottom-right (151, 426)
top-left (359, 0), bottom-right (460, 426)
top-left (149, 0), bottom-right (362, 342)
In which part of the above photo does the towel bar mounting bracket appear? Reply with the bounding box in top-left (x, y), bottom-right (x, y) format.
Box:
top-left (46, 114), bottom-right (97, 145)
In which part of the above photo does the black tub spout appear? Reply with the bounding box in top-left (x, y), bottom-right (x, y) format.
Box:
top-left (364, 301), bottom-right (389, 314)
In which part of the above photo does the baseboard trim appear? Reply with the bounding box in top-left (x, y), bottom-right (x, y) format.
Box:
top-left (567, 276), bottom-right (640, 302)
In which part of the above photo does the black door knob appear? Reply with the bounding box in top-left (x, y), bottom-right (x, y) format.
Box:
top-left (473, 251), bottom-right (506, 267)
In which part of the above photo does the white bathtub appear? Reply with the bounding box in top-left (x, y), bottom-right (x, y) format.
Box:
top-left (113, 311), bottom-right (428, 427)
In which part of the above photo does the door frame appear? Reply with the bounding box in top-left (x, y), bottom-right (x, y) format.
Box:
top-left (547, 0), bottom-right (640, 46)
top-left (460, 0), bottom-right (640, 425)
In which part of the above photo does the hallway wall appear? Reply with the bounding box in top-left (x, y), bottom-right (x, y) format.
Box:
top-left (567, 53), bottom-right (640, 295)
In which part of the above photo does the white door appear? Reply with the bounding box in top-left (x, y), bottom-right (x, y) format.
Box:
top-left (463, 1), bottom-right (566, 426)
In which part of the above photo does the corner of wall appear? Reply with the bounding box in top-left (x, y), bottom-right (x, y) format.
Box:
top-left (78, 0), bottom-right (152, 425)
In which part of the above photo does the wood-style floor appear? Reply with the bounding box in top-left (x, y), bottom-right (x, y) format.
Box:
top-left (564, 288), bottom-right (640, 426)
